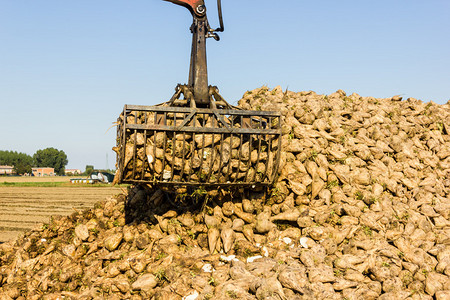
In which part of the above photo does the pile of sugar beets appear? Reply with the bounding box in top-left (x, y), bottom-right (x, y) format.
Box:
top-left (1, 87), bottom-right (449, 299)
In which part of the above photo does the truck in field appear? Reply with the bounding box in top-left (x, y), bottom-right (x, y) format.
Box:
top-left (70, 170), bottom-right (115, 184)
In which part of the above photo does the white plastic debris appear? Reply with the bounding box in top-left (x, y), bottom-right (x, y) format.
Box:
top-left (282, 237), bottom-right (292, 245)
top-left (182, 291), bottom-right (199, 300)
top-left (203, 149), bottom-right (211, 159)
top-left (201, 264), bottom-right (215, 273)
top-left (40, 238), bottom-right (47, 242)
top-left (220, 255), bottom-right (237, 262)
top-left (162, 170), bottom-right (171, 180)
top-left (300, 237), bottom-right (309, 248)
top-left (147, 155), bottom-right (154, 164)
top-left (261, 246), bottom-right (269, 257)
top-left (246, 255), bottom-right (263, 263)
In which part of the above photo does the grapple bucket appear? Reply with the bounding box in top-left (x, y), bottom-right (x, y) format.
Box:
top-left (115, 104), bottom-right (282, 188)
top-left (114, 1), bottom-right (281, 189)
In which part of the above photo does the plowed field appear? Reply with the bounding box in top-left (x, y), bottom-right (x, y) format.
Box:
top-left (0, 178), bottom-right (122, 243)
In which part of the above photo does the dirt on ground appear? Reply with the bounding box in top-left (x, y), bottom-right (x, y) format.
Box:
top-left (0, 176), bottom-right (73, 183)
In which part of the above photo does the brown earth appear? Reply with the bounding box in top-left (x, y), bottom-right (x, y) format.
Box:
top-left (0, 176), bottom-right (73, 183)
top-left (0, 186), bottom-right (122, 243)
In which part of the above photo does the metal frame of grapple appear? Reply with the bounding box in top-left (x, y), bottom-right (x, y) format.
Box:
top-left (116, 104), bottom-right (282, 187)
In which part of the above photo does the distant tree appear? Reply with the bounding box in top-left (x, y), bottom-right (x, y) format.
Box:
top-left (84, 165), bottom-right (94, 176)
top-left (33, 148), bottom-right (68, 175)
top-left (0, 150), bottom-right (33, 175)
top-left (14, 158), bottom-right (32, 175)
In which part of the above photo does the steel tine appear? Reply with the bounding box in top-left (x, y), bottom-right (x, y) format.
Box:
top-left (272, 116), bottom-right (282, 183)
top-left (260, 117), bottom-right (272, 183)
top-left (116, 118), bottom-right (120, 178)
top-left (262, 137), bottom-right (271, 183)
top-left (131, 110), bottom-right (138, 180)
top-left (224, 116), bottom-right (234, 182)
top-left (233, 117), bottom-right (244, 183)
top-left (243, 130), bottom-right (253, 183)
top-left (187, 113), bottom-right (197, 182)
top-left (142, 112), bottom-right (148, 180)
top-left (169, 112), bottom-right (177, 181)
top-left (153, 112), bottom-right (158, 181)
top-left (206, 112), bottom-right (217, 183)
top-left (198, 113), bottom-right (206, 182)
top-left (254, 117), bottom-right (263, 182)
top-left (160, 112), bottom-right (168, 181)
top-left (120, 106), bottom-right (127, 182)
top-left (179, 113), bottom-right (187, 180)
top-left (216, 132), bottom-right (225, 183)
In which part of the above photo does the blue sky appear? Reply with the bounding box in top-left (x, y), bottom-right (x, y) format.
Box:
top-left (1, 0), bottom-right (449, 170)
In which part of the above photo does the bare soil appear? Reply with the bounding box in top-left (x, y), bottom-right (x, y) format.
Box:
top-left (0, 176), bottom-right (73, 183)
top-left (0, 185), bottom-right (122, 243)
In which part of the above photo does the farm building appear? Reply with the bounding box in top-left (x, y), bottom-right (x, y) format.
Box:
top-left (0, 165), bottom-right (14, 175)
top-left (32, 167), bottom-right (55, 177)
top-left (65, 169), bottom-right (82, 175)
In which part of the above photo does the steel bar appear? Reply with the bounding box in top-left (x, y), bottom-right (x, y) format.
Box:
top-left (153, 113), bottom-right (158, 179)
top-left (233, 123), bottom-right (244, 183)
top-left (125, 180), bottom-right (272, 187)
top-left (126, 124), bottom-right (280, 135)
top-left (160, 112), bottom-right (168, 181)
top-left (141, 113), bottom-right (148, 180)
top-left (243, 133), bottom-right (253, 182)
top-left (125, 105), bottom-right (281, 117)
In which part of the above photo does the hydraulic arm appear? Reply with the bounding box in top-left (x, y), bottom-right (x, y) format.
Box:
top-left (165, 0), bottom-right (223, 106)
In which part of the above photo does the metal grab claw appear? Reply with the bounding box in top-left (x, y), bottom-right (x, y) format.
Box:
top-left (166, 84), bottom-right (235, 110)
top-left (115, 1), bottom-right (281, 189)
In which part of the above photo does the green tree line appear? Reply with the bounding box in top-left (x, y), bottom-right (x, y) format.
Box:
top-left (0, 150), bottom-right (33, 175)
top-left (0, 148), bottom-right (68, 175)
